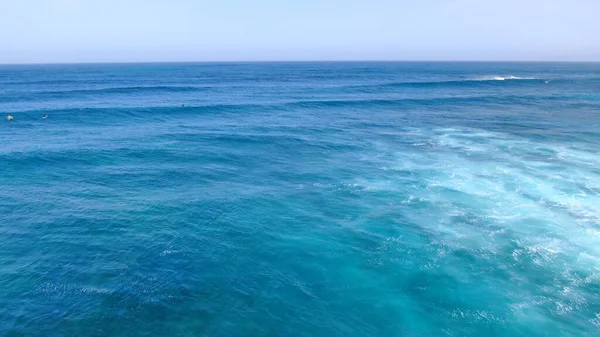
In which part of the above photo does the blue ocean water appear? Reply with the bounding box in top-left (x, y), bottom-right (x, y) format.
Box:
top-left (1, 62), bottom-right (600, 336)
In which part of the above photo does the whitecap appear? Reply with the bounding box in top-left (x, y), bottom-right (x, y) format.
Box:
top-left (471, 75), bottom-right (537, 81)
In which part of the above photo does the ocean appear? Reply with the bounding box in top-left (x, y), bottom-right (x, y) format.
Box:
top-left (1, 62), bottom-right (599, 336)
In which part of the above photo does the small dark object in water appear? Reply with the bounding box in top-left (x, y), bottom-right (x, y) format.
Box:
top-left (181, 104), bottom-right (185, 107)
top-left (42, 114), bottom-right (48, 119)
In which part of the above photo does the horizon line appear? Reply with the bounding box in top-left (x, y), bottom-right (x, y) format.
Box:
top-left (1, 59), bottom-right (600, 66)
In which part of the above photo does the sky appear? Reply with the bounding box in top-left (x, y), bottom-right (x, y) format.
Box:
top-left (1, 0), bottom-right (599, 63)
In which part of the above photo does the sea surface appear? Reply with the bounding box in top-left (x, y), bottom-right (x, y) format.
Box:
top-left (1, 62), bottom-right (599, 336)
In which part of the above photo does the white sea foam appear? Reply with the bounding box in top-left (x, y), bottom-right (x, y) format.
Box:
top-left (354, 127), bottom-right (600, 315)
top-left (472, 75), bottom-right (537, 81)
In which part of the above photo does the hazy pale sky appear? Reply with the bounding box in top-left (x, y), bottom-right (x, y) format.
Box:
top-left (1, 0), bottom-right (599, 63)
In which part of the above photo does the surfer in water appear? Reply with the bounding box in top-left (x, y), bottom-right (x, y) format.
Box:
top-left (42, 114), bottom-right (48, 119)
top-left (6, 114), bottom-right (13, 121)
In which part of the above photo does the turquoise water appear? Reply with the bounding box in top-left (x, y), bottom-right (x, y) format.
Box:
top-left (1, 62), bottom-right (599, 336)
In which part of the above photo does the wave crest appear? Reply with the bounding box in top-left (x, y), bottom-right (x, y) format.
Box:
top-left (472, 76), bottom-right (537, 81)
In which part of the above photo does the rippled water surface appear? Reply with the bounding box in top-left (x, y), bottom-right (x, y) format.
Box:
top-left (1, 62), bottom-right (600, 336)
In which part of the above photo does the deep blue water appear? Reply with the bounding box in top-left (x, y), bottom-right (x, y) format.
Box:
top-left (1, 62), bottom-right (600, 336)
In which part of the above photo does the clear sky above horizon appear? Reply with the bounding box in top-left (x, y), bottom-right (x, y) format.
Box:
top-left (1, 0), bottom-right (599, 63)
